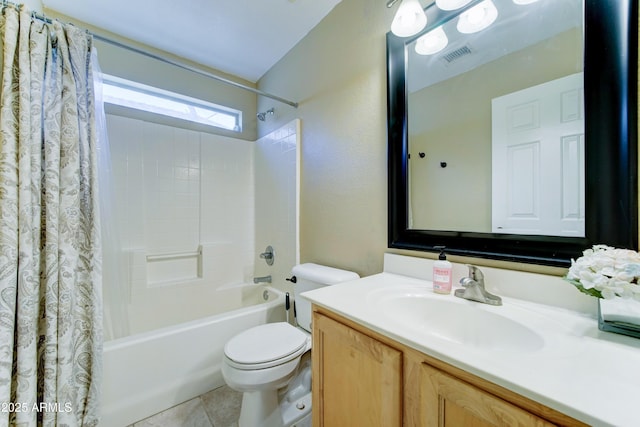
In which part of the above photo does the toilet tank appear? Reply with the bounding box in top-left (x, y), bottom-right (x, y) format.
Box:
top-left (292, 263), bottom-right (359, 332)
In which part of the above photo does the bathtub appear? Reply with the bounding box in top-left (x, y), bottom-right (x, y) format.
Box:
top-left (101, 285), bottom-right (286, 427)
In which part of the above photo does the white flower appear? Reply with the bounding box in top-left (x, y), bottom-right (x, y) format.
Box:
top-left (565, 245), bottom-right (640, 299)
top-left (601, 288), bottom-right (618, 299)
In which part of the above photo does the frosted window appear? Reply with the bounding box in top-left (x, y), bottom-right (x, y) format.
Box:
top-left (102, 74), bottom-right (242, 132)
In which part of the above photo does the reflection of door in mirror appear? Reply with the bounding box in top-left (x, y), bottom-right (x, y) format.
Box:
top-left (492, 73), bottom-right (584, 237)
top-left (407, 0), bottom-right (583, 234)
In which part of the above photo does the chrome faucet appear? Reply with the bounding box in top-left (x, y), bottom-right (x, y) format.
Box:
top-left (454, 265), bottom-right (502, 306)
top-left (253, 275), bottom-right (272, 284)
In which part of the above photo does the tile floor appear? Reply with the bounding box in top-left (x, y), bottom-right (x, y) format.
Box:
top-left (129, 385), bottom-right (242, 427)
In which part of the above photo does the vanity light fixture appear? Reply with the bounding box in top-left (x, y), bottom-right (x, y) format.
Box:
top-left (388, 0), bottom-right (427, 38)
top-left (513, 0), bottom-right (539, 4)
top-left (415, 26), bottom-right (448, 55)
top-left (435, 0), bottom-right (473, 11)
top-left (456, 0), bottom-right (498, 34)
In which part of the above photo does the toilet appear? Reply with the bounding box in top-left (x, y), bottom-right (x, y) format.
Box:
top-left (222, 263), bottom-right (359, 427)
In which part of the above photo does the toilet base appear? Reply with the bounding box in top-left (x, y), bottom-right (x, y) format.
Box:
top-left (237, 390), bottom-right (311, 427)
top-left (237, 354), bottom-right (312, 427)
top-left (239, 390), bottom-right (281, 427)
top-left (280, 353), bottom-right (312, 426)
top-left (281, 391), bottom-right (311, 427)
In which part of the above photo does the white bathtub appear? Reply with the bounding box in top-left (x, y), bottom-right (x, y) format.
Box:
top-left (101, 285), bottom-right (286, 427)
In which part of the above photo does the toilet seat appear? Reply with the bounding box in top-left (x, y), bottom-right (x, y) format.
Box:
top-left (224, 322), bottom-right (309, 370)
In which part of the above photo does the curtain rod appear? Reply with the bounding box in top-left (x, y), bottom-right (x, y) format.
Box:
top-left (92, 34), bottom-right (299, 108)
top-left (5, 0), bottom-right (299, 108)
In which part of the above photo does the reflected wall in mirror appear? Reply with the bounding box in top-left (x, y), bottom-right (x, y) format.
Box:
top-left (407, 0), bottom-right (584, 237)
top-left (387, 0), bottom-right (638, 266)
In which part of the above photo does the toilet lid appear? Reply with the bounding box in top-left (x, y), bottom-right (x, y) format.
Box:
top-left (224, 322), bottom-right (308, 367)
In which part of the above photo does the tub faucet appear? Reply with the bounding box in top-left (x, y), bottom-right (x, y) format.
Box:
top-left (454, 265), bottom-right (502, 306)
top-left (253, 275), bottom-right (272, 284)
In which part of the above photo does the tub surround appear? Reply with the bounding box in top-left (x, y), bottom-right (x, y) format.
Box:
top-left (102, 116), bottom-right (299, 426)
top-left (302, 254), bottom-right (640, 426)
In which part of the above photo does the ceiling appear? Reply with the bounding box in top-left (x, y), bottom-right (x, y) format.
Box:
top-left (42, 0), bottom-right (343, 83)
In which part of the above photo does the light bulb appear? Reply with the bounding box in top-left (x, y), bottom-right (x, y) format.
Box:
top-left (415, 26), bottom-right (448, 55)
top-left (457, 0), bottom-right (498, 34)
top-left (435, 0), bottom-right (473, 11)
top-left (391, 0), bottom-right (428, 38)
top-left (467, 7), bottom-right (486, 24)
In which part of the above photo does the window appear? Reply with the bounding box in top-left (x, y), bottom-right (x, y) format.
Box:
top-left (101, 74), bottom-right (242, 132)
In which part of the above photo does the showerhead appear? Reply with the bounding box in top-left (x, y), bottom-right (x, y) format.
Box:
top-left (257, 107), bottom-right (275, 122)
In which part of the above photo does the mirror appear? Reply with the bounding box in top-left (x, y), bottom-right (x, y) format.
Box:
top-left (407, 0), bottom-right (583, 237)
top-left (387, 0), bottom-right (638, 266)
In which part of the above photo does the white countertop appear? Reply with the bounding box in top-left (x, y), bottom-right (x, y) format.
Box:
top-left (302, 270), bottom-right (640, 427)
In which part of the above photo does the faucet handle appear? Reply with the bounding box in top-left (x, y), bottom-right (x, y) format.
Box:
top-left (466, 264), bottom-right (484, 282)
top-left (259, 245), bottom-right (275, 266)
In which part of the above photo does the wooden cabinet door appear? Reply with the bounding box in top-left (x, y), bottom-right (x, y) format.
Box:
top-left (420, 363), bottom-right (556, 427)
top-left (312, 312), bottom-right (403, 427)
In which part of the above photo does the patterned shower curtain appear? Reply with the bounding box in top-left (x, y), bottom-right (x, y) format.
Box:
top-left (0, 5), bottom-right (102, 427)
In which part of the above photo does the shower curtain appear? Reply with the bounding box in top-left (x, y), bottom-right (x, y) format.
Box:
top-left (0, 5), bottom-right (102, 427)
top-left (92, 50), bottom-right (130, 342)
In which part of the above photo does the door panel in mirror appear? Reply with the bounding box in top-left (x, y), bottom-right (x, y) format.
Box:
top-left (491, 73), bottom-right (585, 237)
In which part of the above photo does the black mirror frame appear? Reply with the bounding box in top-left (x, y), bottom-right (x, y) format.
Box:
top-left (387, 0), bottom-right (638, 267)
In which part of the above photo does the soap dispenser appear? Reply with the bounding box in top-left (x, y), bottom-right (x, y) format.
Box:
top-left (433, 246), bottom-right (453, 294)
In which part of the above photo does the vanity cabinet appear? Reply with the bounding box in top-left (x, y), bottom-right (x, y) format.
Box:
top-left (311, 311), bottom-right (403, 427)
top-left (420, 364), bottom-right (553, 426)
top-left (312, 307), bottom-right (586, 427)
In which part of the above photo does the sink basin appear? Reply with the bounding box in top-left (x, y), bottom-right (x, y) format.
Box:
top-left (369, 288), bottom-right (545, 352)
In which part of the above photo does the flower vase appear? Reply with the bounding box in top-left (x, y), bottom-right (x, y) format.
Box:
top-left (598, 298), bottom-right (640, 339)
